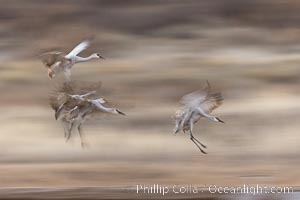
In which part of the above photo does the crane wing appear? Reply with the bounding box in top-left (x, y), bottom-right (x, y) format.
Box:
top-left (65, 39), bottom-right (91, 58)
top-left (39, 51), bottom-right (65, 68)
top-left (198, 92), bottom-right (223, 114)
top-left (180, 81), bottom-right (211, 110)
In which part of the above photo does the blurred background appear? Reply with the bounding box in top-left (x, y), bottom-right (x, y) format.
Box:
top-left (0, 0), bottom-right (300, 192)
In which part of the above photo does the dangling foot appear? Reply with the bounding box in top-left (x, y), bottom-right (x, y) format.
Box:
top-left (81, 142), bottom-right (90, 149)
top-left (190, 137), bottom-right (207, 154)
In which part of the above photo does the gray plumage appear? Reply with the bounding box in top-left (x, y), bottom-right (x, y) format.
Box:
top-left (174, 81), bottom-right (224, 154)
top-left (39, 39), bottom-right (104, 80)
top-left (49, 81), bottom-right (125, 147)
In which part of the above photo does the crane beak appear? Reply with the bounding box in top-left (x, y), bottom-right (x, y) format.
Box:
top-left (116, 109), bottom-right (126, 116)
top-left (97, 53), bottom-right (105, 59)
top-left (216, 117), bottom-right (225, 123)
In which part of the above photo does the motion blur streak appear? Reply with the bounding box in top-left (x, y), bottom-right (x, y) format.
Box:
top-left (0, 1), bottom-right (299, 193)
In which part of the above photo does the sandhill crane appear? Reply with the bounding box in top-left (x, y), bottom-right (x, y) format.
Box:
top-left (174, 81), bottom-right (224, 154)
top-left (63, 98), bottom-right (125, 147)
top-left (50, 81), bottom-right (101, 120)
top-left (50, 81), bottom-right (125, 147)
top-left (54, 90), bottom-right (97, 120)
top-left (40, 39), bottom-right (104, 81)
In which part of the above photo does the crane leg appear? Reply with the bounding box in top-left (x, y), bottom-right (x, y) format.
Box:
top-left (77, 123), bottom-right (86, 148)
top-left (66, 121), bottom-right (74, 142)
top-left (189, 123), bottom-right (207, 154)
